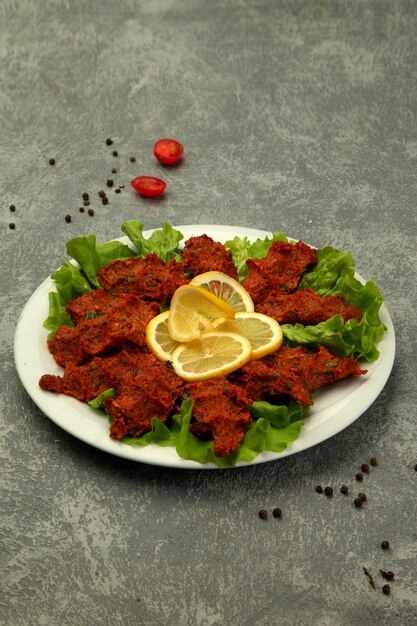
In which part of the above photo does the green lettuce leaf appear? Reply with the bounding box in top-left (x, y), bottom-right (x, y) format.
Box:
top-left (116, 398), bottom-right (306, 467)
top-left (120, 220), bottom-right (184, 262)
top-left (88, 388), bottom-right (116, 410)
top-left (43, 291), bottom-right (74, 336)
top-left (282, 313), bottom-right (384, 362)
top-left (224, 232), bottom-right (288, 281)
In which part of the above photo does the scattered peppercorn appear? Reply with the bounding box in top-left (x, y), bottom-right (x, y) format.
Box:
top-left (358, 492), bottom-right (367, 502)
top-left (106, 138), bottom-right (113, 145)
top-left (315, 485), bottom-right (323, 494)
top-left (370, 457), bottom-right (378, 466)
top-left (82, 192), bottom-right (89, 201)
top-left (355, 472), bottom-right (363, 482)
top-left (83, 200), bottom-right (90, 206)
top-left (272, 507), bottom-right (282, 518)
top-left (361, 463), bottom-right (370, 473)
top-left (381, 541), bottom-right (390, 550)
top-left (102, 197), bottom-right (109, 205)
top-left (258, 509), bottom-right (268, 520)
top-left (112, 150), bottom-right (118, 157)
top-left (414, 463), bottom-right (417, 471)
top-left (115, 188), bottom-right (121, 193)
top-left (88, 208), bottom-right (94, 216)
top-left (380, 570), bottom-right (395, 581)
top-left (9, 223), bottom-right (16, 229)
top-left (129, 156), bottom-right (136, 162)
top-left (49, 158), bottom-right (56, 165)
top-left (324, 486), bottom-right (333, 497)
top-left (64, 214), bottom-right (72, 223)
top-left (340, 485), bottom-right (349, 495)
top-left (111, 167), bottom-right (118, 174)
top-left (354, 498), bottom-right (363, 508)
top-left (107, 179), bottom-right (114, 187)
top-left (382, 584), bottom-right (391, 595)
top-left (9, 204), bottom-right (16, 212)
top-left (79, 207), bottom-right (85, 213)
top-left (98, 190), bottom-right (106, 198)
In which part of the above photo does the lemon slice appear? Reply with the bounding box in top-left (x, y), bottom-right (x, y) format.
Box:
top-left (171, 331), bottom-right (252, 381)
top-left (213, 312), bottom-right (283, 359)
top-left (145, 311), bottom-right (180, 362)
top-left (168, 284), bottom-right (236, 342)
top-left (190, 271), bottom-right (254, 312)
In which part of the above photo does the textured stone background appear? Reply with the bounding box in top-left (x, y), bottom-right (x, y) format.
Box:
top-left (1, 1), bottom-right (416, 625)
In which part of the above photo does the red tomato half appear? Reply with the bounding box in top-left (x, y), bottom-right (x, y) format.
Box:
top-left (153, 138), bottom-right (184, 165)
top-left (130, 176), bottom-right (166, 197)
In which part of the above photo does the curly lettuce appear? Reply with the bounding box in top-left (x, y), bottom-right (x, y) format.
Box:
top-left (121, 399), bottom-right (307, 468)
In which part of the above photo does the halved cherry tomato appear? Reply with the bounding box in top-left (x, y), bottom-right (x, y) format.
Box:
top-left (153, 138), bottom-right (184, 165)
top-left (130, 176), bottom-right (166, 197)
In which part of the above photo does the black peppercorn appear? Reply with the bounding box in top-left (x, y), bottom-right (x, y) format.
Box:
top-left (272, 508), bottom-right (282, 518)
top-left (106, 138), bottom-right (113, 145)
top-left (324, 486), bottom-right (333, 497)
top-left (111, 167), bottom-right (118, 174)
top-left (340, 485), bottom-right (349, 495)
top-left (9, 204), bottom-right (16, 212)
top-left (64, 214), bottom-right (71, 223)
top-left (258, 509), bottom-right (268, 520)
top-left (315, 485), bottom-right (323, 494)
top-left (106, 179), bottom-right (114, 187)
top-left (355, 472), bottom-right (363, 482)
top-left (112, 150), bottom-right (118, 157)
top-left (380, 570), bottom-right (395, 581)
top-left (88, 208), bottom-right (94, 216)
top-left (98, 190), bottom-right (106, 198)
top-left (49, 158), bottom-right (55, 165)
top-left (79, 207), bottom-right (85, 213)
top-left (9, 222), bottom-right (16, 229)
top-left (382, 584), bottom-right (391, 595)
top-left (102, 197), bottom-right (109, 205)
top-left (130, 156), bottom-right (136, 162)
top-left (370, 457), bottom-right (378, 466)
top-left (361, 463), bottom-right (370, 473)
top-left (354, 498), bottom-right (363, 508)
top-left (358, 492), bottom-right (367, 502)
top-left (381, 541), bottom-right (390, 550)
top-left (82, 192), bottom-right (89, 201)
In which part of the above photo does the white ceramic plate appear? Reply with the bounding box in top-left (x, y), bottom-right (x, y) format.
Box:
top-left (14, 225), bottom-right (395, 469)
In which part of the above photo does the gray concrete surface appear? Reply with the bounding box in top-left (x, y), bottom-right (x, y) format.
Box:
top-left (1, 1), bottom-right (416, 625)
